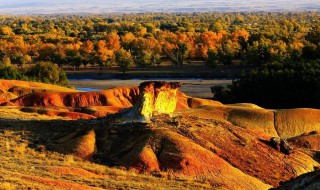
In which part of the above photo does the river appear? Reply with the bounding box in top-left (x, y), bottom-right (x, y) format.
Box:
top-left (69, 78), bottom-right (232, 99)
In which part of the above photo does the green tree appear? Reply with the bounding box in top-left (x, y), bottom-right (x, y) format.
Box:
top-left (134, 50), bottom-right (152, 68)
top-left (205, 49), bottom-right (218, 73)
top-left (115, 48), bottom-right (133, 76)
top-left (213, 61), bottom-right (320, 108)
top-left (27, 62), bottom-right (69, 87)
top-left (0, 66), bottom-right (24, 80)
top-left (218, 40), bottom-right (240, 67)
top-left (151, 53), bottom-right (162, 67)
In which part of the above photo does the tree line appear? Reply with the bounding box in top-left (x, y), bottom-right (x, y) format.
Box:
top-left (0, 12), bottom-right (319, 74)
top-left (212, 60), bottom-right (320, 108)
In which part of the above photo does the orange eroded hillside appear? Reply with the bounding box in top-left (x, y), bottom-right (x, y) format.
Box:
top-left (1, 79), bottom-right (320, 189)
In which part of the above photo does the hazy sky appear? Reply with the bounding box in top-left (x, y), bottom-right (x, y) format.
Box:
top-left (0, 0), bottom-right (319, 14)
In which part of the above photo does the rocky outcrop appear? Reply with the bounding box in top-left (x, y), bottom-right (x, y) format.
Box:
top-left (270, 137), bottom-right (293, 155)
top-left (289, 131), bottom-right (320, 150)
top-left (118, 81), bottom-right (181, 122)
top-left (83, 113), bottom-right (316, 188)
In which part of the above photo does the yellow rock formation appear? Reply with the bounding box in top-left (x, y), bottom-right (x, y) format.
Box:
top-left (121, 81), bottom-right (180, 122)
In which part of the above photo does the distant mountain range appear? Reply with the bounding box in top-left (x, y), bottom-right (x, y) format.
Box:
top-left (0, 0), bottom-right (319, 14)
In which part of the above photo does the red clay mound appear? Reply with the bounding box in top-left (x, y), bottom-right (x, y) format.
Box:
top-left (89, 114), bottom-right (316, 188)
top-left (289, 131), bottom-right (320, 150)
top-left (54, 129), bottom-right (97, 161)
top-left (73, 106), bottom-right (125, 118)
top-left (95, 119), bottom-right (270, 189)
top-left (8, 86), bottom-right (139, 108)
top-left (2, 80), bottom-right (224, 119)
top-left (176, 105), bottom-right (278, 137)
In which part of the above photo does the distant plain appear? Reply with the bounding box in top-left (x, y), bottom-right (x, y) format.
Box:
top-left (0, 0), bottom-right (320, 14)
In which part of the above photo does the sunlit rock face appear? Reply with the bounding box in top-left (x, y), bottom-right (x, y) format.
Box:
top-left (122, 81), bottom-right (181, 122)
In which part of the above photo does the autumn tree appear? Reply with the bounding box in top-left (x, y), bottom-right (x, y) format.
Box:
top-left (0, 26), bottom-right (13, 36)
top-left (65, 43), bottom-right (82, 70)
top-left (80, 40), bottom-right (95, 68)
top-left (106, 31), bottom-right (121, 51)
top-left (95, 40), bottom-right (115, 70)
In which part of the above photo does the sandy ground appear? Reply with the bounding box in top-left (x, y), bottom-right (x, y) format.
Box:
top-left (69, 79), bottom-right (232, 99)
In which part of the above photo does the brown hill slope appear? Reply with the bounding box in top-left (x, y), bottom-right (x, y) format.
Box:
top-left (51, 81), bottom-right (319, 189)
top-left (0, 79), bottom-right (77, 101)
top-left (1, 80), bottom-right (320, 189)
top-left (273, 170), bottom-right (320, 190)
top-left (0, 79), bottom-right (223, 119)
top-left (7, 86), bottom-right (139, 108)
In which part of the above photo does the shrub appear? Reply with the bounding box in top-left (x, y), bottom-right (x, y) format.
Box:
top-left (27, 62), bottom-right (69, 87)
top-left (0, 65), bottom-right (24, 80)
top-left (0, 62), bottom-right (69, 87)
top-left (213, 60), bottom-right (320, 108)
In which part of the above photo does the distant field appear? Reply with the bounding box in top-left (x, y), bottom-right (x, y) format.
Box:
top-left (1, 0), bottom-right (319, 14)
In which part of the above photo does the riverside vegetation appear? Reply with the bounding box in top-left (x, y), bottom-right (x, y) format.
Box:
top-left (0, 12), bottom-right (320, 73)
top-left (1, 12), bottom-right (320, 108)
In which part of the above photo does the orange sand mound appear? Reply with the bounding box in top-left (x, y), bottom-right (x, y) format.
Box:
top-left (289, 131), bottom-right (320, 150)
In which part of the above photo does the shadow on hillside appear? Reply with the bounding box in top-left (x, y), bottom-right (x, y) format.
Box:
top-left (0, 118), bottom-right (101, 152)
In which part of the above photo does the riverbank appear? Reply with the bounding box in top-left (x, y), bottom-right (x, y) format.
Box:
top-left (66, 63), bottom-right (240, 98)
top-left (69, 79), bottom-right (232, 99)
top-left (65, 62), bottom-right (250, 80)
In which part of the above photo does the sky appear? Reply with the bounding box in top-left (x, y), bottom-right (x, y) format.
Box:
top-left (0, 0), bottom-right (319, 14)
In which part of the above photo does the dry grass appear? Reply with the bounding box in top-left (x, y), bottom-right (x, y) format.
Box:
top-left (0, 128), bottom-right (212, 190)
top-left (0, 107), bottom-right (67, 120)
